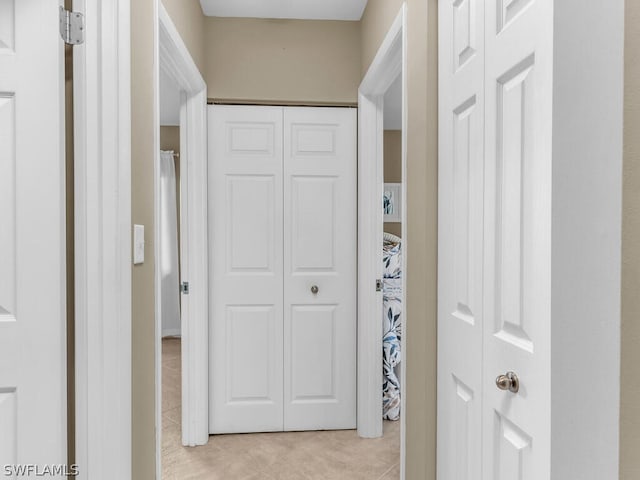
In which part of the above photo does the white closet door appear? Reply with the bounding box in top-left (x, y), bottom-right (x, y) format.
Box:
top-left (437, 0), bottom-right (485, 477)
top-left (283, 107), bottom-right (357, 431)
top-left (482, 1), bottom-right (553, 478)
top-left (209, 105), bottom-right (284, 433)
top-left (439, 0), bottom-right (554, 478)
top-left (0, 0), bottom-right (66, 468)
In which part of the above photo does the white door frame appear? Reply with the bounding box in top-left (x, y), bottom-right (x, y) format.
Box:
top-left (357, 0), bottom-right (407, 462)
top-left (73, 0), bottom-right (132, 478)
top-left (155, 1), bottom-right (209, 463)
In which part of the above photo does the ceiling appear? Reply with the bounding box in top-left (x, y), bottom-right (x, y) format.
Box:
top-left (199, 0), bottom-right (368, 21)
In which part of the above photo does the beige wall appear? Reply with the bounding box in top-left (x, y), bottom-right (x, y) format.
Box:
top-left (161, 0), bottom-right (206, 75)
top-left (362, 1), bottom-right (438, 479)
top-left (203, 17), bottom-right (361, 104)
top-left (160, 125), bottom-right (180, 154)
top-left (384, 130), bottom-right (402, 238)
top-left (131, 0), bottom-right (156, 477)
top-left (621, 0), bottom-right (640, 478)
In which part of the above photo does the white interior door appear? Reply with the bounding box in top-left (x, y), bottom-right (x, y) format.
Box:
top-left (209, 105), bottom-right (357, 433)
top-left (438, 0), bottom-right (552, 478)
top-left (209, 105), bottom-right (284, 433)
top-left (437, 0), bottom-right (485, 477)
top-left (283, 107), bottom-right (357, 431)
top-left (0, 0), bottom-right (66, 469)
top-left (481, 1), bottom-right (553, 477)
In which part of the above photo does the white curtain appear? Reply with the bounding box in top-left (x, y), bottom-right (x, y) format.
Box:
top-left (160, 150), bottom-right (181, 337)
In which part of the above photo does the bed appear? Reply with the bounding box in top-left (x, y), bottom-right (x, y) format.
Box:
top-left (382, 232), bottom-right (402, 421)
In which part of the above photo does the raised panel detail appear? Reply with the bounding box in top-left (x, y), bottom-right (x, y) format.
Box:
top-left (291, 176), bottom-right (336, 272)
top-left (494, 55), bottom-right (535, 353)
top-left (0, 0), bottom-right (14, 53)
top-left (226, 122), bottom-right (275, 156)
top-left (226, 175), bottom-right (275, 273)
top-left (494, 412), bottom-right (532, 480)
top-left (497, 0), bottom-right (534, 33)
top-left (453, 0), bottom-right (476, 70)
top-left (0, 388), bottom-right (16, 467)
top-left (453, 376), bottom-right (474, 480)
top-left (0, 96), bottom-right (15, 322)
top-left (291, 124), bottom-right (337, 156)
top-left (452, 96), bottom-right (477, 326)
top-left (227, 306), bottom-right (275, 403)
top-left (290, 305), bottom-right (336, 402)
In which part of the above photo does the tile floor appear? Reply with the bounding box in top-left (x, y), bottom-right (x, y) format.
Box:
top-left (162, 337), bottom-right (401, 480)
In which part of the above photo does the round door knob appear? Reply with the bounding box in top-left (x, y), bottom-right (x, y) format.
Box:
top-left (495, 371), bottom-right (519, 393)
top-left (311, 285), bottom-right (319, 294)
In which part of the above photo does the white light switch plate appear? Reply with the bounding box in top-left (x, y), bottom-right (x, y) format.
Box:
top-left (133, 224), bottom-right (145, 265)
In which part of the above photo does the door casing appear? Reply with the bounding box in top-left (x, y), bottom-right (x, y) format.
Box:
top-left (73, 0), bottom-right (132, 478)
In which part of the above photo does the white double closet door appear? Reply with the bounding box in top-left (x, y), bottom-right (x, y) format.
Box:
top-left (209, 105), bottom-right (357, 433)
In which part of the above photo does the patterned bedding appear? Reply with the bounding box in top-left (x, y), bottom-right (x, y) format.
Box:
top-left (383, 240), bottom-right (402, 421)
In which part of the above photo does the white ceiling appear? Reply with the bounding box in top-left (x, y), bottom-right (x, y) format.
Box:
top-left (199, 0), bottom-right (368, 21)
top-left (160, 68), bottom-right (181, 127)
top-left (384, 74), bottom-right (402, 130)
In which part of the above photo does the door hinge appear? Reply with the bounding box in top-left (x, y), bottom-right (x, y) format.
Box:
top-left (376, 279), bottom-right (383, 292)
top-left (180, 281), bottom-right (190, 295)
top-left (59, 7), bottom-right (84, 45)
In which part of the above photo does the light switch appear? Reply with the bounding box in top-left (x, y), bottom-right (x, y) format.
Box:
top-left (133, 224), bottom-right (145, 265)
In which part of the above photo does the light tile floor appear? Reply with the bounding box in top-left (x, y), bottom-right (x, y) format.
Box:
top-left (162, 338), bottom-right (401, 480)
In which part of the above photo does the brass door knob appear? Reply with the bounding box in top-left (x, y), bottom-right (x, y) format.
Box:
top-left (495, 371), bottom-right (519, 393)
top-left (311, 285), bottom-right (319, 294)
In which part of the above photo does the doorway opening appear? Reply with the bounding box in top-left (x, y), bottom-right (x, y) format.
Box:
top-left (357, 5), bottom-right (407, 478)
top-left (155, 3), bottom-right (209, 478)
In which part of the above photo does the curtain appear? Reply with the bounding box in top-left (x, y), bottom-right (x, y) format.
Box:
top-left (160, 150), bottom-right (181, 337)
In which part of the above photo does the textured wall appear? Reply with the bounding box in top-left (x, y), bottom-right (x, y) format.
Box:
top-left (203, 17), bottom-right (361, 104)
top-left (361, 1), bottom-right (438, 478)
top-left (621, 0), bottom-right (640, 477)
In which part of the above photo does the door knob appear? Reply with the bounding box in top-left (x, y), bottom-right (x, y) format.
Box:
top-left (495, 371), bottom-right (519, 393)
top-left (311, 285), bottom-right (319, 294)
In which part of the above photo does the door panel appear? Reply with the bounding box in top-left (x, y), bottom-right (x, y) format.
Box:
top-left (209, 106), bottom-right (284, 433)
top-left (283, 107), bottom-right (357, 431)
top-left (226, 306), bottom-right (277, 402)
top-left (290, 177), bottom-right (336, 271)
top-left (483, 1), bottom-right (553, 478)
top-left (438, 0), bottom-right (485, 477)
top-left (0, 0), bottom-right (66, 466)
top-left (290, 305), bottom-right (337, 401)
top-left (226, 175), bottom-right (276, 272)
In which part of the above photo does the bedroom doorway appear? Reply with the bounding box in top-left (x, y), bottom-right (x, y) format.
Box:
top-left (155, 4), bottom-right (209, 478)
top-left (357, 3), bottom-right (407, 477)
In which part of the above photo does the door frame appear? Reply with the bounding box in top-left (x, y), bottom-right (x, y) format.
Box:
top-left (357, 0), bottom-right (407, 466)
top-left (155, 3), bottom-right (209, 466)
top-left (73, 0), bottom-right (132, 478)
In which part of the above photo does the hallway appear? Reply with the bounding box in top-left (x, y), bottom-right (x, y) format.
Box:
top-left (162, 338), bottom-right (401, 479)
